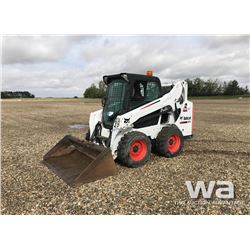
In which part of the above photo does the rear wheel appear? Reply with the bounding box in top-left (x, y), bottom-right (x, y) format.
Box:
top-left (156, 125), bottom-right (184, 157)
top-left (117, 131), bottom-right (151, 168)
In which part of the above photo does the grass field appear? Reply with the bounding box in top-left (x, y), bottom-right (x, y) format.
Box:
top-left (1, 98), bottom-right (250, 214)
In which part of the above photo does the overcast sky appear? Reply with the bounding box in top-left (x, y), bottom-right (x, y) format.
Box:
top-left (2, 35), bottom-right (249, 97)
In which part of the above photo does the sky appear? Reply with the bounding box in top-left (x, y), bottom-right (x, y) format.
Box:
top-left (2, 35), bottom-right (249, 97)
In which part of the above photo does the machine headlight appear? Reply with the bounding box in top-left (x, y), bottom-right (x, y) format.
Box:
top-left (113, 117), bottom-right (120, 128)
top-left (108, 111), bottom-right (114, 117)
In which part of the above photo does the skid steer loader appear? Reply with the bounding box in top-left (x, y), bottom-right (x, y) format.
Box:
top-left (43, 71), bottom-right (194, 187)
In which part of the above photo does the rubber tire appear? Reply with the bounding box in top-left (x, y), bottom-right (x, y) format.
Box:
top-left (85, 129), bottom-right (90, 141)
top-left (156, 125), bottom-right (184, 158)
top-left (117, 131), bottom-right (151, 168)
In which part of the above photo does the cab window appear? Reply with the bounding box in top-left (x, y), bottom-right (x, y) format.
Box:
top-left (145, 82), bottom-right (160, 102)
top-left (130, 81), bottom-right (159, 109)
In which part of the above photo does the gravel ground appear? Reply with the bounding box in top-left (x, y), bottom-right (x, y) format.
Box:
top-left (1, 98), bottom-right (250, 214)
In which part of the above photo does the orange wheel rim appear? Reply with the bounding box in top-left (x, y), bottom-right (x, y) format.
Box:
top-left (167, 134), bottom-right (181, 153)
top-left (130, 140), bottom-right (147, 161)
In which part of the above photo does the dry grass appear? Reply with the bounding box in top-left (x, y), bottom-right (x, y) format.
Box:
top-left (1, 98), bottom-right (250, 214)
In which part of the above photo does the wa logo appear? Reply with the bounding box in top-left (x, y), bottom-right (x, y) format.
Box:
top-left (185, 181), bottom-right (234, 199)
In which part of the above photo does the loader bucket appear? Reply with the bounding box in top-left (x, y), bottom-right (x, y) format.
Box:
top-left (43, 135), bottom-right (116, 187)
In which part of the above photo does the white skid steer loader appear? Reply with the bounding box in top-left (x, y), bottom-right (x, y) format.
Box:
top-left (43, 71), bottom-right (194, 186)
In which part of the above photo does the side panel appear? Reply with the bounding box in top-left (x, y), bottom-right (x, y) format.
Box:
top-left (175, 100), bottom-right (193, 136)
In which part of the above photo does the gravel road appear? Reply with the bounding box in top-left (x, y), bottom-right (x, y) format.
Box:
top-left (1, 98), bottom-right (250, 214)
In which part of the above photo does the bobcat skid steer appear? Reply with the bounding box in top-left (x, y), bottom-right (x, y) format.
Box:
top-left (43, 71), bottom-right (194, 187)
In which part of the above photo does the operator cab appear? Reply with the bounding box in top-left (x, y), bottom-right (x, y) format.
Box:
top-left (102, 71), bottom-right (161, 129)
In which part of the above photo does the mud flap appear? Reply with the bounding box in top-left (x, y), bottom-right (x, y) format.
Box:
top-left (43, 135), bottom-right (116, 187)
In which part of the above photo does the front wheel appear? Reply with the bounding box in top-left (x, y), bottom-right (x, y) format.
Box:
top-left (117, 131), bottom-right (151, 168)
top-left (156, 125), bottom-right (184, 157)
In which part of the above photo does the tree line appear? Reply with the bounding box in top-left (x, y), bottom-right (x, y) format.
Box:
top-left (83, 81), bottom-right (107, 98)
top-left (185, 78), bottom-right (249, 96)
top-left (83, 78), bottom-right (249, 98)
top-left (1, 91), bottom-right (35, 99)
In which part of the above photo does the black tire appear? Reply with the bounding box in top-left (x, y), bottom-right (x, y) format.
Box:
top-left (156, 125), bottom-right (184, 157)
top-left (85, 129), bottom-right (90, 141)
top-left (117, 131), bottom-right (151, 168)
